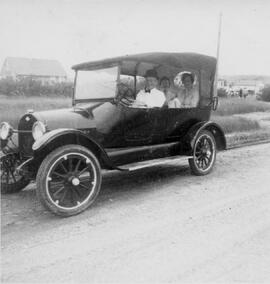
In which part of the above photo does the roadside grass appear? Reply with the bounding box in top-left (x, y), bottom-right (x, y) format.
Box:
top-left (0, 96), bottom-right (70, 127)
top-left (212, 115), bottom-right (261, 134)
top-left (215, 97), bottom-right (270, 116)
top-left (225, 129), bottom-right (270, 148)
top-left (212, 96), bottom-right (270, 132)
top-left (212, 97), bottom-right (270, 145)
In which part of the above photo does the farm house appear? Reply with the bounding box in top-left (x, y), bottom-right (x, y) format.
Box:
top-left (1, 57), bottom-right (67, 84)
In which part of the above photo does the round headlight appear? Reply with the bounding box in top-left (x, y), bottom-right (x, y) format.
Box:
top-left (32, 121), bottom-right (46, 141)
top-left (0, 122), bottom-right (13, 140)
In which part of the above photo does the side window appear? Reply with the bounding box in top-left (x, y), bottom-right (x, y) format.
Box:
top-left (119, 75), bottom-right (147, 95)
top-left (118, 75), bottom-right (136, 99)
top-left (135, 76), bottom-right (146, 94)
top-left (119, 75), bottom-right (135, 90)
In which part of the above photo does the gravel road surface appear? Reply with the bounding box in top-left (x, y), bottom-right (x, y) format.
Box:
top-left (1, 143), bottom-right (270, 283)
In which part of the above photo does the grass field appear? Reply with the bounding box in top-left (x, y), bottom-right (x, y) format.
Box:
top-left (211, 97), bottom-right (270, 134)
top-left (0, 95), bottom-right (270, 136)
top-left (0, 96), bottom-right (70, 127)
top-left (212, 115), bottom-right (261, 133)
top-left (214, 97), bottom-right (270, 116)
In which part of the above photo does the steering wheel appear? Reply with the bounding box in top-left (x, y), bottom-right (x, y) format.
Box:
top-left (115, 85), bottom-right (136, 106)
top-left (119, 95), bottom-right (136, 107)
top-left (115, 85), bottom-right (148, 108)
top-left (119, 95), bottom-right (148, 108)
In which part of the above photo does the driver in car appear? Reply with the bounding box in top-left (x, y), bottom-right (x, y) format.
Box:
top-left (116, 82), bottom-right (134, 102)
top-left (133, 69), bottom-right (166, 108)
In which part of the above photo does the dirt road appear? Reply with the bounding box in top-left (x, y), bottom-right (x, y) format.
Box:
top-left (1, 143), bottom-right (270, 283)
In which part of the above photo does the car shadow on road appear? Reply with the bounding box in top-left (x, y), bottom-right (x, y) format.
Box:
top-left (100, 161), bottom-right (190, 196)
top-left (1, 161), bottom-right (192, 228)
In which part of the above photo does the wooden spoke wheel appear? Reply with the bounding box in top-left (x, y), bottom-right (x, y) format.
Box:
top-left (189, 130), bottom-right (216, 176)
top-left (36, 145), bottom-right (102, 217)
top-left (1, 153), bottom-right (30, 194)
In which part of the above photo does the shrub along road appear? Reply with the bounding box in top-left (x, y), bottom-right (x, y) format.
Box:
top-left (1, 143), bottom-right (270, 283)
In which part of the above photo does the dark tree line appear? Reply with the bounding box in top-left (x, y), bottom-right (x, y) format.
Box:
top-left (0, 77), bottom-right (73, 97)
top-left (258, 85), bottom-right (270, 102)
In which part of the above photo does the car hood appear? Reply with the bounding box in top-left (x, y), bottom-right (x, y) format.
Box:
top-left (33, 104), bottom-right (99, 131)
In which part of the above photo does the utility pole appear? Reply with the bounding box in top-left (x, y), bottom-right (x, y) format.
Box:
top-left (214, 12), bottom-right (222, 97)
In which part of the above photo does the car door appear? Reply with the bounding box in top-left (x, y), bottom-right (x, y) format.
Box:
top-left (166, 108), bottom-right (199, 139)
top-left (150, 107), bottom-right (200, 143)
top-left (122, 106), bottom-right (158, 145)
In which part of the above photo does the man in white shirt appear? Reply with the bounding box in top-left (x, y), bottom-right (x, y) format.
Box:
top-left (134, 69), bottom-right (166, 108)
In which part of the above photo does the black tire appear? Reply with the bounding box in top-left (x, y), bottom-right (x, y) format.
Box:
top-left (36, 145), bottom-right (102, 217)
top-left (188, 130), bottom-right (216, 176)
top-left (1, 153), bottom-right (30, 194)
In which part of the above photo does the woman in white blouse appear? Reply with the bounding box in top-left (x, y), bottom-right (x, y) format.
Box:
top-left (168, 72), bottom-right (199, 108)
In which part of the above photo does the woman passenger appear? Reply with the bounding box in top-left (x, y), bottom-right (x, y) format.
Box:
top-left (159, 76), bottom-right (176, 105)
top-left (176, 73), bottom-right (199, 108)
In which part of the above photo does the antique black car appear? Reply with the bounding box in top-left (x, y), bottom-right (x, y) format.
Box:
top-left (0, 52), bottom-right (226, 216)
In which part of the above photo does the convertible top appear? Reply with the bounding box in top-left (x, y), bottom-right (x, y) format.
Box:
top-left (72, 52), bottom-right (216, 76)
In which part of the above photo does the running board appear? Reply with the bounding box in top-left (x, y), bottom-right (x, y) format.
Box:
top-left (116, 155), bottom-right (191, 171)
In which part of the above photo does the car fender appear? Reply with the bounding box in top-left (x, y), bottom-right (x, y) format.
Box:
top-left (184, 121), bottom-right (226, 152)
top-left (32, 128), bottom-right (114, 169)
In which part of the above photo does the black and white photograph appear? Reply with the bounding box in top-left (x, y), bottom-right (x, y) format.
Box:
top-left (1, 0), bottom-right (270, 283)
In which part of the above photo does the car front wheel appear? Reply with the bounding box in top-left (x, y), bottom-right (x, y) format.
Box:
top-left (1, 153), bottom-right (30, 194)
top-left (188, 130), bottom-right (216, 175)
top-left (36, 145), bottom-right (102, 217)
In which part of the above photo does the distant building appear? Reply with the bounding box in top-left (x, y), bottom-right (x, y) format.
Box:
top-left (233, 79), bottom-right (264, 95)
top-left (1, 57), bottom-right (67, 84)
top-left (217, 78), bottom-right (227, 89)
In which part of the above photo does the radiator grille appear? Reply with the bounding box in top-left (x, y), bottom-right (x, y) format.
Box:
top-left (18, 114), bottom-right (37, 156)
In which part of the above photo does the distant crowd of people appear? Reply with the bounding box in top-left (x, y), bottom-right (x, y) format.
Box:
top-left (226, 88), bottom-right (249, 98)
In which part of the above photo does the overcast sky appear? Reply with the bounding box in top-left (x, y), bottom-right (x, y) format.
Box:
top-left (1, 0), bottom-right (270, 78)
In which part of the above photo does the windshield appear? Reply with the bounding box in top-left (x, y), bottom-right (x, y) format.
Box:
top-left (75, 66), bottom-right (118, 101)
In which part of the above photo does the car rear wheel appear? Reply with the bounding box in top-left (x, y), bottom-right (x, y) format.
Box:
top-left (189, 130), bottom-right (216, 175)
top-left (0, 153), bottom-right (30, 194)
top-left (36, 145), bottom-right (102, 217)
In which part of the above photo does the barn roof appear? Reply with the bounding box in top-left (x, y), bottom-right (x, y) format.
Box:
top-left (1, 57), bottom-right (67, 77)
